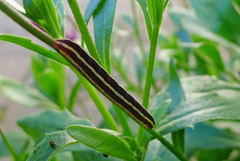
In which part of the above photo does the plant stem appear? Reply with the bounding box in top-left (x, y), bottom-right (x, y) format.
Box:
top-left (142, 25), bottom-right (160, 108)
top-left (71, 67), bottom-right (120, 132)
top-left (0, 0), bottom-right (54, 47)
top-left (172, 129), bottom-right (185, 153)
top-left (58, 66), bottom-right (66, 110)
top-left (0, 126), bottom-right (18, 160)
top-left (112, 104), bottom-right (135, 138)
top-left (131, 0), bottom-right (146, 59)
top-left (68, 80), bottom-right (82, 112)
top-left (67, 0), bottom-right (102, 65)
top-left (137, 25), bottom-right (160, 143)
top-left (41, 0), bottom-right (62, 38)
top-left (148, 129), bottom-right (189, 161)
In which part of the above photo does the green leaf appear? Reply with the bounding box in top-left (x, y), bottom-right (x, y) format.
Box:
top-left (27, 130), bottom-right (77, 161)
top-left (0, 34), bottom-right (68, 65)
top-left (150, 99), bottom-right (171, 126)
top-left (17, 109), bottom-right (93, 143)
top-left (53, 0), bottom-right (65, 35)
top-left (4, 0), bottom-right (25, 14)
top-left (84, 0), bottom-right (101, 24)
top-left (0, 76), bottom-right (58, 108)
top-left (185, 123), bottom-right (240, 156)
top-left (66, 125), bottom-right (136, 161)
top-left (145, 138), bottom-right (179, 161)
top-left (144, 139), bottom-right (162, 161)
top-left (168, 58), bottom-right (185, 112)
top-left (68, 80), bottom-right (81, 112)
top-left (168, 58), bottom-right (185, 153)
top-left (136, 0), bottom-right (153, 40)
top-left (23, 0), bottom-right (41, 19)
top-left (152, 75), bottom-right (240, 134)
top-left (168, 8), bottom-right (240, 54)
top-left (53, 151), bottom-right (73, 161)
top-left (193, 42), bottom-right (225, 75)
top-left (195, 148), bottom-right (232, 161)
top-left (147, 0), bottom-right (163, 26)
top-left (23, 0), bottom-right (64, 38)
top-left (158, 33), bottom-right (178, 49)
top-left (157, 92), bottom-right (240, 134)
top-left (190, 0), bottom-right (240, 44)
top-left (134, 51), bottom-right (145, 86)
top-left (0, 130), bottom-right (32, 158)
top-left (31, 55), bottom-right (66, 108)
top-left (181, 76), bottom-right (240, 100)
top-left (93, 0), bottom-right (117, 72)
top-left (72, 150), bottom-right (121, 161)
top-left (142, 100), bottom-right (171, 146)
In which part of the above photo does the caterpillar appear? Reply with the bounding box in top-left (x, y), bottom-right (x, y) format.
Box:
top-left (53, 39), bottom-right (155, 129)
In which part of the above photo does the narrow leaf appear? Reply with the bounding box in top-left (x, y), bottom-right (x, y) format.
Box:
top-left (168, 58), bottom-right (185, 112)
top-left (168, 8), bottom-right (240, 54)
top-left (68, 80), bottom-right (81, 111)
top-left (181, 76), bottom-right (240, 100)
top-left (27, 130), bottom-right (77, 161)
top-left (150, 99), bottom-right (171, 127)
top-left (72, 150), bottom-right (121, 161)
top-left (5, 0), bottom-right (25, 13)
top-left (0, 130), bottom-right (32, 158)
top-left (31, 55), bottom-right (66, 108)
top-left (0, 34), bottom-right (68, 65)
top-left (186, 123), bottom-right (240, 156)
top-left (142, 100), bottom-right (171, 146)
top-left (93, 0), bottom-right (117, 72)
top-left (84, 0), bottom-right (101, 24)
top-left (67, 125), bottom-right (136, 161)
top-left (23, 0), bottom-right (64, 38)
top-left (157, 92), bottom-right (240, 134)
top-left (136, 0), bottom-right (153, 40)
top-left (0, 76), bottom-right (58, 109)
top-left (152, 76), bottom-right (240, 134)
top-left (17, 109), bottom-right (93, 143)
top-left (190, 0), bottom-right (240, 43)
top-left (168, 58), bottom-right (186, 153)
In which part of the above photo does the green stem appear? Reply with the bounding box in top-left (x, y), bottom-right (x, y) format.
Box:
top-left (58, 80), bottom-right (66, 110)
top-left (0, 0), bottom-right (54, 47)
top-left (71, 67), bottom-right (120, 132)
top-left (67, 0), bottom-right (102, 65)
top-left (131, 0), bottom-right (145, 59)
top-left (172, 129), bottom-right (185, 153)
top-left (0, 126), bottom-right (18, 160)
top-left (142, 25), bottom-right (160, 108)
top-left (137, 25), bottom-right (160, 143)
top-left (112, 104), bottom-right (135, 138)
top-left (68, 80), bottom-right (82, 112)
top-left (148, 129), bottom-right (189, 161)
top-left (58, 66), bottom-right (66, 110)
top-left (41, 0), bottom-right (62, 38)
